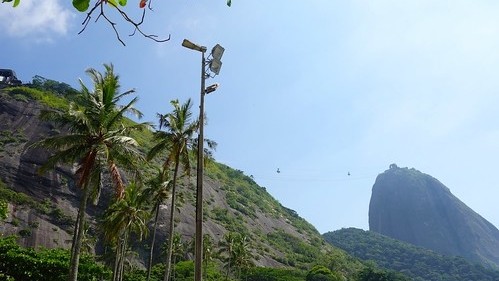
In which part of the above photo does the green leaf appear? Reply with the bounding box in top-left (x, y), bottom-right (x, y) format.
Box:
top-left (227, 0), bottom-right (231, 7)
top-left (118, 0), bottom-right (127, 6)
top-left (12, 0), bottom-right (20, 7)
top-left (72, 0), bottom-right (90, 12)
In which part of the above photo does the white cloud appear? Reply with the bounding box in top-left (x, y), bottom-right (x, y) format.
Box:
top-left (0, 0), bottom-right (74, 41)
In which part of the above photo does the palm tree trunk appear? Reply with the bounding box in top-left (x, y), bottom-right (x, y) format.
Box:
top-left (225, 257), bottom-right (231, 281)
top-left (112, 231), bottom-right (128, 281)
top-left (68, 186), bottom-right (90, 281)
top-left (163, 156), bottom-right (180, 281)
top-left (112, 238), bottom-right (122, 281)
top-left (118, 233), bottom-right (128, 281)
top-left (146, 202), bottom-right (160, 281)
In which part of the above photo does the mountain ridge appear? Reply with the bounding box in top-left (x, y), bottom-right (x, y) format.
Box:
top-left (369, 164), bottom-right (499, 268)
top-left (324, 227), bottom-right (499, 281)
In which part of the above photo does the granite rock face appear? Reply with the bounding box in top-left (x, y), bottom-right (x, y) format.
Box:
top-left (369, 164), bottom-right (499, 267)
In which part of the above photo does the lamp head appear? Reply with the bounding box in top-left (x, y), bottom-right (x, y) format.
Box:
top-left (205, 83), bottom-right (219, 94)
top-left (182, 39), bottom-right (207, 53)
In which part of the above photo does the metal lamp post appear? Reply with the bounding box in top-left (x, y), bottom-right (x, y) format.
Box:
top-left (182, 39), bottom-right (224, 281)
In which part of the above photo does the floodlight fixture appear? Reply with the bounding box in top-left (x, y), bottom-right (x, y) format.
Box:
top-left (211, 44), bottom-right (225, 61)
top-left (182, 39), bottom-right (207, 53)
top-left (209, 59), bottom-right (222, 75)
top-left (205, 83), bottom-right (219, 94)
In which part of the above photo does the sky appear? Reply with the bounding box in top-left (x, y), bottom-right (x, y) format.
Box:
top-left (1, 0), bottom-right (499, 234)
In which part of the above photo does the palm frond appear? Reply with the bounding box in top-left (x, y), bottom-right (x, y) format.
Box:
top-left (109, 161), bottom-right (125, 199)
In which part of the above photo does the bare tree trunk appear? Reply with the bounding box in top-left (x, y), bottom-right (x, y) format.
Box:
top-left (112, 239), bottom-right (122, 281)
top-left (163, 157), bottom-right (180, 281)
top-left (225, 257), bottom-right (231, 281)
top-left (147, 203), bottom-right (160, 281)
top-left (67, 186), bottom-right (90, 281)
top-left (112, 232), bottom-right (128, 281)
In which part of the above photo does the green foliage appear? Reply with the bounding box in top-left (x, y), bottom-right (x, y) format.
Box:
top-left (206, 163), bottom-right (318, 238)
top-left (0, 236), bottom-right (110, 281)
top-left (50, 207), bottom-right (75, 226)
top-left (0, 179), bottom-right (74, 227)
top-left (357, 267), bottom-right (409, 281)
top-left (73, 0), bottom-right (90, 11)
top-left (306, 265), bottom-right (341, 281)
top-left (242, 267), bottom-right (306, 281)
top-left (267, 230), bottom-right (320, 268)
top-left (31, 75), bottom-right (80, 99)
top-left (0, 129), bottom-right (27, 153)
top-left (0, 200), bottom-right (7, 220)
top-left (6, 87), bottom-right (69, 110)
top-left (324, 228), bottom-right (499, 281)
top-left (122, 262), bottom-right (224, 281)
top-left (0, 273), bottom-right (14, 281)
top-left (11, 93), bottom-right (29, 102)
top-left (18, 228), bottom-right (32, 238)
top-left (123, 264), bottom-right (164, 281)
top-left (0, 180), bottom-right (43, 212)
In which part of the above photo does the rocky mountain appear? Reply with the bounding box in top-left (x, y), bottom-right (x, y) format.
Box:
top-left (324, 228), bottom-right (499, 281)
top-left (369, 164), bottom-right (499, 268)
top-left (0, 83), bottom-right (363, 277)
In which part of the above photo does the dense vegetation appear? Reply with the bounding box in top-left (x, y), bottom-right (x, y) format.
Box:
top-left (0, 72), bottom-right (410, 281)
top-left (0, 232), bottom-right (410, 281)
top-left (324, 228), bottom-right (499, 281)
top-left (0, 236), bottom-right (110, 281)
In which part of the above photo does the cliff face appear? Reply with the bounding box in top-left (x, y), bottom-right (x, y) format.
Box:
top-left (0, 91), bottom-right (77, 249)
top-left (369, 164), bottom-right (499, 267)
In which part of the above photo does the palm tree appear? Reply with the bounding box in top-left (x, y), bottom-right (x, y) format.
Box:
top-left (202, 234), bottom-right (215, 281)
top-left (218, 232), bottom-right (237, 280)
top-left (35, 64), bottom-right (150, 281)
top-left (147, 99), bottom-right (199, 281)
top-left (144, 167), bottom-right (171, 281)
top-left (102, 182), bottom-right (151, 281)
top-left (170, 232), bottom-right (186, 280)
top-left (219, 232), bottom-right (254, 280)
top-left (232, 235), bottom-right (254, 279)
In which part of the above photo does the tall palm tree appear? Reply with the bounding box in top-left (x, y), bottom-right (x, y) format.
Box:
top-left (202, 234), bottom-right (215, 281)
top-left (147, 99), bottom-right (199, 281)
top-left (144, 167), bottom-right (171, 281)
top-left (218, 232), bottom-right (237, 281)
top-left (102, 182), bottom-right (151, 281)
top-left (232, 235), bottom-right (254, 279)
top-left (170, 232), bottom-right (186, 280)
top-left (35, 64), bottom-right (150, 281)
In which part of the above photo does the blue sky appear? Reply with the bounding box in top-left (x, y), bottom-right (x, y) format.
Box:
top-left (2, 0), bottom-right (499, 234)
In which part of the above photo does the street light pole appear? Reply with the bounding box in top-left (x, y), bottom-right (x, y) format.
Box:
top-left (182, 39), bottom-right (224, 281)
top-left (195, 48), bottom-right (206, 281)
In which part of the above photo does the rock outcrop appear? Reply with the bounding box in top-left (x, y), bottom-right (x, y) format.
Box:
top-left (369, 164), bottom-right (499, 267)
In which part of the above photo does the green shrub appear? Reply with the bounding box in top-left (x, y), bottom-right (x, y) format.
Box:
top-left (242, 267), bottom-right (306, 281)
top-left (0, 200), bottom-right (7, 220)
top-left (0, 236), bottom-right (110, 281)
top-left (6, 87), bottom-right (69, 110)
top-left (306, 265), bottom-right (342, 281)
top-left (12, 93), bottom-right (29, 102)
top-left (18, 228), bottom-right (32, 238)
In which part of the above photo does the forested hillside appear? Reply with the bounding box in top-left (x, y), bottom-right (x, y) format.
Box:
top-left (0, 75), bottom-right (403, 281)
top-left (324, 228), bottom-right (499, 281)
